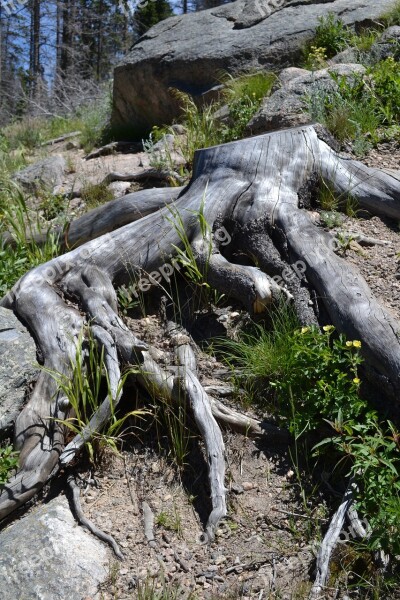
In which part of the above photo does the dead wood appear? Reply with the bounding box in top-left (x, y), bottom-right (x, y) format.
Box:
top-left (41, 131), bottom-right (82, 146)
top-left (309, 483), bottom-right (354, 600)
top-left (84, 141), bottom-right (142, 159)
top-left (68, 474), bottom-right (124, 559)
top-left (1, 124), bottom-right (400, 545)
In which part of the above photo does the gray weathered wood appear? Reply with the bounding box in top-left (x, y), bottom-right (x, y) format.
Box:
top-left (309, 484), bottom-right (353, 599)
top-left (1, 124), bottom-right (400, 528)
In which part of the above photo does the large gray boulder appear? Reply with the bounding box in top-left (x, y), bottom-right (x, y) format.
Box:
top-left (246, 63), bottom-right (366, 134)
top-left (0, 497), bottom-right (109, 600)
top-left (0, 307), bottom-right (38, 434)
top-left (14, 155), bottom-right (66, 194)
top-left (111, 0), bottom-right (396, 134)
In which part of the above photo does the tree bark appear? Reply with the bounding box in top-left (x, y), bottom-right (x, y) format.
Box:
top-left (1, 124), bottom-right (400, 537)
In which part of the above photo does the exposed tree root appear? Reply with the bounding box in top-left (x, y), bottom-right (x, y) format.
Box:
top-left (41, 131), bottom-right (82, 147)
top-left (1, 124), bottom-right (400, 550)
top-left (142, 501), bottom-right (157, 549)
top-left (309, 482), bottom-right (354, 600)
top-left (68, 474), bottom-right (124, 559)
top-left (1, 187), bottom-right (183, 252)
top-left (102, 169), bottom-right (186, 186)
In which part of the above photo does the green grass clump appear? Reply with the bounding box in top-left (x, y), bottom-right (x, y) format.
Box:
top-left (381, 0), bottom-right (400, 27)
top-left (0, 174), bottom-right (61, 295)
top-left (47, 329), bottom-right (145, 464)
top-left (0, 134), bottom-right (27, 174)
top-left (349, 28), bottom-right (380, 53)
top-left (170, 90), bottom-right (226, 169)
top-left (2, 90), bottom-right (110, 154)
top-left (0, 240), bottom-right (59, 297)
top-left (223, 72), bottom-right (276, 103)
top-left (220, 307), bottom-right (300, 401)
top-left (220, 72), bottom-right (276, 141)
top-left (3, 116), bottom-right (81, 150)
top-left (136, 577), bottom-right (193, 600)
top-left (81, 181), bottom-right (114, 209)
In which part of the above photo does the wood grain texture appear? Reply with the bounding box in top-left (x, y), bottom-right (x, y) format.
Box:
top-left (1, 124), bottom-right (400, 533)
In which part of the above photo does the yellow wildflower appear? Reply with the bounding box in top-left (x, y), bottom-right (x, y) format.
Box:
top-left (323, 325), bottom-right (334, 332)
top-left (301, 327), bottom-right (309, 334)
top-left (353, 340), bottom-right (362, 348)
top-left (353, 378), bottom-right (360, 385)
top-left (346, 341), bottom-right (353, 347)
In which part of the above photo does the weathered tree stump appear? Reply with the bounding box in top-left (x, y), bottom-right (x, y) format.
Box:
top-left (1, 124), bottom-right (400, 542)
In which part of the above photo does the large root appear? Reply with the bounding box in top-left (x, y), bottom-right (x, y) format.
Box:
top-left (1, 124), bottom-right (400, 538)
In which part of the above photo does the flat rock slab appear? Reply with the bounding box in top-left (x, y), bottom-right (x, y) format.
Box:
top-left (111, 0), bottom-right (395, 133)
top-left (0, 497), bottom-right (109, 600)
top-left (0, 307), bottom-right (38, 434)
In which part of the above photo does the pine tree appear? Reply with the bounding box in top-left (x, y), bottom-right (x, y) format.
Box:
top-left (133, 0), bottom-right (173, 37)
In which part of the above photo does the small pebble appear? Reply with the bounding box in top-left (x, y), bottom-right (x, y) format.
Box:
top-left (242, 481), bottom-right (254, 491)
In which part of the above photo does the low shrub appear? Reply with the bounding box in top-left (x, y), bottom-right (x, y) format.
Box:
top-left (307, 13), bottom-right (352, 59)
top-left (219, 308), bottom-right (400, 557)
top-left (307, 57), bottom-right (400, 151)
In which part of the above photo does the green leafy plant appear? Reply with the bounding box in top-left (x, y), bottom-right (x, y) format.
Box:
top-left (142, 131), bottom-right (174, 171)
top-left (220, 307), bottom-right (400, 557)
top-left (335, 231), bottom-right (355, 255)
top-left (328, 417), bottom-right (400, 556)
top-left (319, 210), bottom-right (345, 229)
top-left (117, 285), bottom-right (140, 315)
top-left (0, 445), bottom-right (19, 485)
top-left (371, 57), bottom-right (400, 124)
top-left (263, 325), bottom-right (362, 435)
top-left (220, 72), bottom-right (276, 140)
top-left (307, 13), bottom-right (352, 59)
top-left (307, 58), bottom-right (400, 150)
top-left (38, 191), bottom-right (68, 221)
